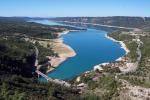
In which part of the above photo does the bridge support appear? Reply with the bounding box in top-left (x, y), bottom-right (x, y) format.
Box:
top-left (37, 73), bottom-right (40, 78)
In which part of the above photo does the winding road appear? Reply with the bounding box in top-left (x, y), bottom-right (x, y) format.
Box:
top-left (33, 45), bottom-right (71, 87)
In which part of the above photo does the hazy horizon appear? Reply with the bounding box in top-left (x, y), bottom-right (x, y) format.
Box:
top-left (0, 16), bottom-right (149, 18)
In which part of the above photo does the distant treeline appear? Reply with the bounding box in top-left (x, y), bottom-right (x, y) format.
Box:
top-left (51, 16), bottom-right (150, 29)
top-left (0, 17), bottom-right (86, 39)
top-left (0, 20), bottom-right (58, 39)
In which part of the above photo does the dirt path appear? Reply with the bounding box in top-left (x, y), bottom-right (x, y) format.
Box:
top-left (119, 34), bottom-right (143, 74)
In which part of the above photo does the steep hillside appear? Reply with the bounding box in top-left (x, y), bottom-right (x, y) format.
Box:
top-left (52, 16), bottom-right (150, 29)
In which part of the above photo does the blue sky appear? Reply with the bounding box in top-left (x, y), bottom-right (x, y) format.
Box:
top-left (0, 0), bottom-right (149, 17)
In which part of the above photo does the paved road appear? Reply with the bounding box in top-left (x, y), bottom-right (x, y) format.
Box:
top-left (33, 46), bottom-right (39, 67)
top-left (33, 46), bottom-right (71, 87)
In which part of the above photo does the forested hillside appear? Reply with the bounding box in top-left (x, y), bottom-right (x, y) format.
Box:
top-left (0, 18), bottom-right (80, 100)
top-left (52, 16), bottom-right (150, 29)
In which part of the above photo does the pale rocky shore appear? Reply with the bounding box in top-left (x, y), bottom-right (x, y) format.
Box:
top-left (105, 34), bottom-right (130, 56)
top-left (45, 30), bottom-right (76, 73)
top-left (23, 30), bottom-right (76, 73)
top-left (92, 31), bottom-right (143, 74)
top-left (47, 29), bottom-right (83, 72)
top-left (46, 38), bottom-right (76, 72)
top-left (75, 33), bottom-right (131, 83)
top-left (92, 34), bottom-right (130, 72)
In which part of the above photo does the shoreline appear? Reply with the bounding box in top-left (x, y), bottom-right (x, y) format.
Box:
top-left (47, 28), bottom-right (130, 80)
top-left (46, 30), bottom-right (76, 73)
top-left (105, 34), bottom-right (130, 61)
top-left (48, 30), bottom-right (130, 79)
top-left (81, 33), bottom-right (130, 78)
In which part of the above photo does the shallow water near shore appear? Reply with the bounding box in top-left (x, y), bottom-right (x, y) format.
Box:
top-left (31, 20), bottom-right (125, 80)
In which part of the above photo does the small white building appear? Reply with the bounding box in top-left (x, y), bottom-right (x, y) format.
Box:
top-left (94, 65), bottom-right (103, 72)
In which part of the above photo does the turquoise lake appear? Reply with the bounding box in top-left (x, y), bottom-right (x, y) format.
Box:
top-left (31, 20), bottom-right (125, 80)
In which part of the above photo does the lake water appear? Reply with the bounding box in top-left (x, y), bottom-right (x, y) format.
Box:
top-left (31, 20), bottom-right (125, 80)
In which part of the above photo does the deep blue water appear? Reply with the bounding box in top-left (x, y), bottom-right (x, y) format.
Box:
top-left (31, 20), bottom-right (125, 80)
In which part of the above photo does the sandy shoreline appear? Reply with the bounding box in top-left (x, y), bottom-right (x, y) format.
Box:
top-left (46, 30), bottom-right (76, 73)
top-left (47, 30), bottom-right (130, 78)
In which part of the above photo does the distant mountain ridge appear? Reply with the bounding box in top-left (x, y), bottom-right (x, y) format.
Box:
top-left (51, 16), bottom-right (150, 29)
top-left (1, 16), bottom-right (150, 29)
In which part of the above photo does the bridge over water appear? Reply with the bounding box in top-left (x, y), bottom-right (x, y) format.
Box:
top-left (33, 45), bottom-right (71, 87)
top-left (35, 70), bottom-right (71, 87)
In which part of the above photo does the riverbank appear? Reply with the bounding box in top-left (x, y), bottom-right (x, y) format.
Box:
top-left (24, 29), bottom-right (77, 73)
top-left (90, 31), bottom-right (142, 74)
top-left (34, 19), bottom-right (128, 80)
top-left (57, 30), bottom-right (84, 37)
top-left (105, 34), bottom-right (130, 61)
top-left (46, 31), bottom-right (76, 73)
top-left (80, 32), bottom-right (131, 79)
top-left (74, 31), bottom-right (131, 82)
top-left (46, 29), bottom-right (86, 73)
top-left (48, 28), bottom-right (129, 79)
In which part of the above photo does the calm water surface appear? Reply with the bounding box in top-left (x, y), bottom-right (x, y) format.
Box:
top-left (31, 20), bottom-right (125, 80)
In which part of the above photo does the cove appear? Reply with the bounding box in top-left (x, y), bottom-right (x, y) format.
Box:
top-left (31, 20), bottom-right (125, 80)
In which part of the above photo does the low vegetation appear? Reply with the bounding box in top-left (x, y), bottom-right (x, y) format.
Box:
top-left (0, 18), bottom-right (81, 100)
top-left (1, 17), bottom-right (150, 100)
top-left (109, 30), bottom-right (150, 88)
